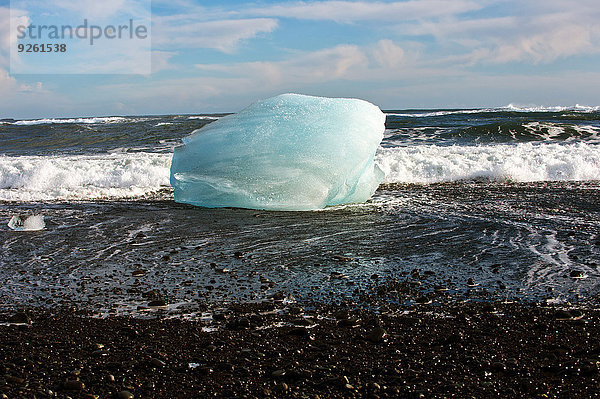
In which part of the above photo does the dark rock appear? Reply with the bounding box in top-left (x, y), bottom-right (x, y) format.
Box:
top-left (5, 375), bottom-right (25, 384)
top-left (555, 310), bottom-right (573, 320)
top-left (272, 369), bottom-right (286, 378)
top-left (481, 304), bottom-right (495, 313)
top-left (227, 317), bottom-right (251, 330)
top-left (368, 382), bottom-right (381, 391)
top-left (570, 270), bottom-right (585, 279)
top-left (8, 312), bottom-right (31, 324)
top-left (116, 391), bottom-right (134, 399)
top-left (366, 327), bottom-right (386, 343)
top-left (275, 382), bottom-right (289, 392)
top-left (334, 309), bottom-right (349, 320)
top-left (288, 327), bottom-right (309, 337)
top-left (213, 313), bottom-right (227, 321)
top-left (337, 318), bottom-right (359, 327)
top-left (491, 362), bottom-right (506, 373)
top-left (148, 299), bottom-right (167, 307)
top-left (63, 380), bottom-right (85, 391)
top-left (269, 291), bottom-right (286, 301)
top-left (292, 318), bottom-right (313, 326)
top-left (416, 296), bottom-right (431, 304)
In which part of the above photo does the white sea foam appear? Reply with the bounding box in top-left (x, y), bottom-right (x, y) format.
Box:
top-left (1, 142), bottom-right (599, 202)
top-left (10, 117), bottom-right (131, 126)
top-left (386, 109), bottom-right (489, 117)
top-left (187, 116), bottom-right (220, 120)
top-left (386, 104), bottom-right (600, 118)
top-left (0, 153), bottom-right (171, 201)
top-left (377, 142), bottom-right (600, 184)
top-left (503, 104), bottom-right (600, 113)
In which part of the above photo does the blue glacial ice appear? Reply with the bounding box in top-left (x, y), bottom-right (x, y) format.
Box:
top-left (170, 93), bottom-right (385, 211)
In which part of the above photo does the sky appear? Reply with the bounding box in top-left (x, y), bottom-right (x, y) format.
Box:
top-left (1, 0), bottom-right (599, 118)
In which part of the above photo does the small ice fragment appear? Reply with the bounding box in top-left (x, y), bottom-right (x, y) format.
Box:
top-left (7, 215), bottom-right (45, 231)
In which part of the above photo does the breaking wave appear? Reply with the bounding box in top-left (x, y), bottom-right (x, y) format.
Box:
top-left (377, 142), bottom-right (600, 184)
top-left (0, 153), bottom-right (171, 201)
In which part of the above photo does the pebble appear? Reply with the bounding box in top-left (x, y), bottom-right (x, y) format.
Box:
top-left (213, 313), bottom-right (227, 321)
top-left (227, 317), bottom-right (251, 330)
top-left (481, 304), bottom-right (495, 313)
top-left (117, 391), bottom-right (134, 399)
top-left (292, 318), bottom-right (313, 326)
top-left (337, 318), bottom-right (359, 327)
top-left (8, 312), bottom-right (31, 324)
top-left (570, 270), bottom-right (586, 279)
top-left (333, 255), bottom-right (354, 262)
top-left (334, 309), bottom-right (349, 320)
top-left (131, 269), bottom-right (147, 277)
top-left (272, 369), bottom-right (286, 378)
top-left (288, 306), bottom-right (303, 315)
top-left (5, 375), bottom-right (25, 384)
top-left (63, 380), bottom-right (85, 391)
top-left (555, 310), bottom-right (573, 320)
top-left (416, 296), bottom-right (432, 304)
top-left (491, 362), bottom-right (506, 372)
top-left (330, 272), bottom-right (348, 279)
top-left (467, 278), bottom-right (478, 287)
top-left (368, 382), bottom-right (381, 391)
top-left (151, 358), bottom-right (166, 368)
top-left (275, 382), bottom-right (288, 392)
top-left (148, 299), bottom-right (167, 307)
top-left (366, 327), bottom-right (387, 343)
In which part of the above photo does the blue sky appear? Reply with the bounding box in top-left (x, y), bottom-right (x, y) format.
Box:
top-left (1, 0), bottom-right (599, 118)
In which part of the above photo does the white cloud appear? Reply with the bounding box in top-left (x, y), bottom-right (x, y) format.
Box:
top-left (153, 17), bottom-right (278, 52)
top-left (245, 0), bottom-right (482, 23)
top-left (195, 44), bottom-right (371, 88)
top-left (0, 7), bottom-right (64, 117)
top-left (53, 0), bottom-right (127, 18)
top-left (371, 39), bottom-right (405, 68)
top-left (152, 51), bottom-right (177, 73)
top-left (402, 2), bottom-right (600, 64)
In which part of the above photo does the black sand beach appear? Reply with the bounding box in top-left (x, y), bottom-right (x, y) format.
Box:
top-left (2, 298), bottom-right (600, 398)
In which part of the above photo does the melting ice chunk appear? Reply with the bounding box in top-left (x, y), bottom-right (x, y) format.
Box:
top-left (7, 215), bottom-right (45, 231)
top-left (170, 93), bottom-right (385, 210)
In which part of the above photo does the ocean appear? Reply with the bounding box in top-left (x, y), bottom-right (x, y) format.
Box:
top-left (1, 105), bottom-right (599, 316)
